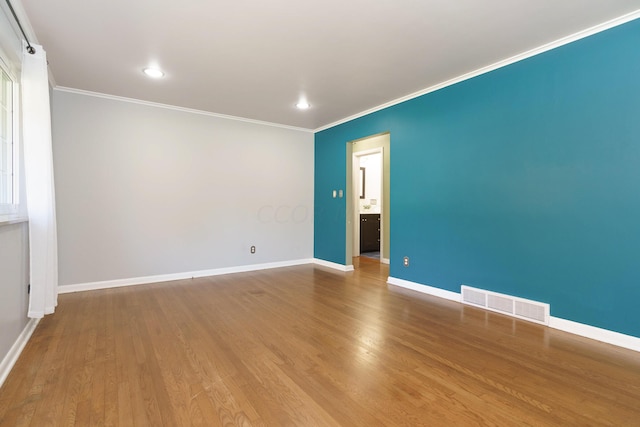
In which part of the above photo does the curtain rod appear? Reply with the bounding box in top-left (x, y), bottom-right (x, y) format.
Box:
top-left (5, 0), bottom-right (35, 54)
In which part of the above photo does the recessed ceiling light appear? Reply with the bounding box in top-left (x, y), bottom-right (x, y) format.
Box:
top-left (143, 67), bottom-right (164, 78)
top-left (296, 101), bottom-right (310, 109)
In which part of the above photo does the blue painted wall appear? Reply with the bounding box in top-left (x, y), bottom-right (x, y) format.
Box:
top-left (314, 19), bottom-right (640, 337)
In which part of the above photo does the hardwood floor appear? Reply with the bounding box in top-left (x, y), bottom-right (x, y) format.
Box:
top-left (1, 258), bottom-right (639, 426)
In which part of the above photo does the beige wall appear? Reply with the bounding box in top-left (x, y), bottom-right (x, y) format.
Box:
top-left (52, 90), bottom-right (315, 287)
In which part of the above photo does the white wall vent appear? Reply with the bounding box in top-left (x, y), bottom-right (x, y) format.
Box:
top-left (461, 285), bottom-right (550, 325)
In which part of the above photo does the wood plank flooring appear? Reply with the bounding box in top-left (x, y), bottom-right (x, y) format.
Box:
top-left (1, 257), bottom-right (640, 426)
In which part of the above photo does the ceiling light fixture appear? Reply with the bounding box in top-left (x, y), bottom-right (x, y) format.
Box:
top-left (143, 67), bottom-right (164, 78)
top-left (296, 101), bottom-right (310, 109)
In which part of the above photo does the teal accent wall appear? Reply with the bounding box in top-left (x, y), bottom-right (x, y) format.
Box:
top-left (314, 18), bottom-right (640, 337)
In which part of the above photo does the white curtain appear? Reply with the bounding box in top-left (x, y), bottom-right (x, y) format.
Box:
top-left (21, 43), bottom-right (58, 318)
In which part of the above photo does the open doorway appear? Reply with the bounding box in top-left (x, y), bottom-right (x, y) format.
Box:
top-left (346, 133), bottom-right (390, 268)
top-left (354, 150), bottom-right (383, 259)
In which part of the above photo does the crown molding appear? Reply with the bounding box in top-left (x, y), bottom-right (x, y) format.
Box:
top-left (53, 86), bottom-right (315, 133)
top-left (314, 10), bottom-right (640, 133)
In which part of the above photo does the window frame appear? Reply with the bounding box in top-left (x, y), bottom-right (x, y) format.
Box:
top-left (0, 54), bottom-right (20, 218)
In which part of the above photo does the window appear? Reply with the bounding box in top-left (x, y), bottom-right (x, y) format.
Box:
top-left (0, 61), bottom-right (16, 214)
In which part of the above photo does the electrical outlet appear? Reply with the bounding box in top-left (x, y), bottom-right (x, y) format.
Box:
top-left (251, 246), bottom-right (256, 254)
top-left (403, 256), bottom-right (409, 267)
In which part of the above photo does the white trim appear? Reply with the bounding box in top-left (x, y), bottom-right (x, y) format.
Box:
top-left (314, 10), bottom-right (640, 133)
top-left (53, 86), bottom-right (314, 133)
top-left (549, 317), bottom-right (640, 353)
top-left (0, 215), bottom-right (27, 226)
top-left (387, 276), bottom-right (460, 302)
top-left (387, 276), bottom-right (640, 353)
top-left (0, 318), bottom-right (39, 389)
top-left (381, 258), bottom-right (390, 265)
top-left (313, 258), bottom-right (354, 272)
top-left (58, 259), bottom-right (314, 294)
top-left (0, 58), bottom-right (19, 214)
top-left (353, 147), bottom-right (383, 157)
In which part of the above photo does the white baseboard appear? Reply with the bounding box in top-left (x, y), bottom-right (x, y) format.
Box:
top-left (549, 316), bottom-right (640, 353)
top-left (381, 258), bottom-right (390, 265)
top-left (313, 258), bottom-right (354, 272)
top-left (387, 276), bottom-right (460, 302)
top-left (0, 318), bottom-right (40, 389)
top-left (387, 276), bottom-right (640, 353)
top-left (58, 259), bottom-right (315, 294)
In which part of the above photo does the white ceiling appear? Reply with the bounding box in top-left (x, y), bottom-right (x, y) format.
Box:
top-left (16, 0), bottom-right (640, 130)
